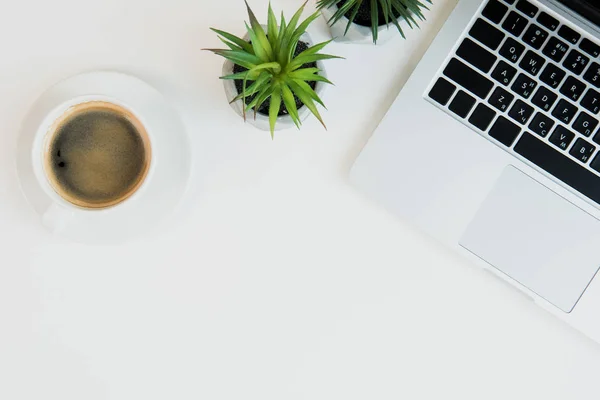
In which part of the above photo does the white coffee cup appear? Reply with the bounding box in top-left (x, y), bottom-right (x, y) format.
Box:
top-left (32, 96), bottom-right (155, 234)
top-left (17, 71), bottom-right (192, 244)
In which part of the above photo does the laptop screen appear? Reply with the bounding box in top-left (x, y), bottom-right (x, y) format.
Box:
top-left (558, 0), bottom-right (600, 26)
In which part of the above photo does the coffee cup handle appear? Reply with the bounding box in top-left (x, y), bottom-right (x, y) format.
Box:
top-left (42, 203), bottom-right (75, 234)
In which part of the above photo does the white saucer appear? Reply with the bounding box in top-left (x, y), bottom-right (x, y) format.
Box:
top-left (17, 71), bottom-right (192, 244)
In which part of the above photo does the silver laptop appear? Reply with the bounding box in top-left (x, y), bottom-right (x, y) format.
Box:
top-left (350, 0), bottom-right (600, 342)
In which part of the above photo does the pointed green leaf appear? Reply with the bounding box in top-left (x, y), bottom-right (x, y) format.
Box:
top-left (290, 10), bottom-right (321, 47)
top-left (288, 53), bottom-right (343, 71)
top-left (205, 49), bottom-right (260, 69)
top-left (279, 11), bottom-right (287, 41)
top-left (291, 79), bottom-right (326, 108)
top-left (344, 4), bottom-right (361, 36)
top-left (245, 22), bottom-right (269, 62)
top-left (220, 70), bottom-right (262, 81)
top-left (210, 28), bottom-right (253, 53)
top-left (230, 72), bottom-right (271, 102)
top-left (328, 0), bottom-right (356, 27)
top-left (278, 1), bottom-right (307, 62)
top-left (269, 86), bottom-right (282, 137)
top-left (284, 1), bottom-right (307, 38)
top-left (288, 69), bottom-right (333, 85)
top-left (378, 0), bottom-right (390, 25)
top-left (281, 83), bottom-right (301, 129)
top-left (246, 84), bottom-right (274, 114)
top-left (267, 3), bottom-right (278, 50)
top-left (293, 40), bottom-right (334, 60)
top-left (245, 0), bottom-right (273, 59)
top-left (240, 62), bottom-right (281, 107)
top-left (288, 80), bottom-right (326, 129)
top-left (371, 0), bottom-right (379, 44)
top-left (218, 37), bottom-right (243, 51)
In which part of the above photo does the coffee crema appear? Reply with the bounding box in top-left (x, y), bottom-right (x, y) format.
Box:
top-left (43, 101), bottom-right (151, 209)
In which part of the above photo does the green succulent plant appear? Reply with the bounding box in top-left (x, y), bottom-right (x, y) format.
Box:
top-left (206, 1), bottom-right (341, 137)
top-left (317, 0), bottom-right (431, 43)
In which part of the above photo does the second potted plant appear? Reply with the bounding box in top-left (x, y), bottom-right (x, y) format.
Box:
top-left (206, 2), bottom-right (342, 137)
top-left (317, 0), bottom-right (431, 44)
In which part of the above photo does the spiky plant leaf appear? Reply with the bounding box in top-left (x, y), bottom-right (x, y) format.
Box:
top-left (291, 79), bottom-right (327, 108)
top-left (316, 0), bottom-right (432, 43)
top-left (371, 0), bottom-right (379, 44)
top-left (267, 4), bottom-right (278, 49)
top-left (288, 68), bottom-right (334, 85)
top-left (244, 0), bottom-right (273, 59)
top-left (281, 83), bottom-right (301, 129)
top-left (288, 54), bottom-right (342, 72)
top-left (205, 48), bottom-right (261, 69)
top-left (268, 87), bottom-right (282, 139)
top-left (229, 72), bottom-right (270, 102)
top-left (210, 28), bottom-right (254, 53)
top-left (207, 1), bottom-right (342, 136)
top-left (288, 80), bottom-right (326, 129)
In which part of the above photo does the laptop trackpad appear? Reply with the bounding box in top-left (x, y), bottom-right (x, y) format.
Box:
top-left (460, 166), bottom-right (600, 312)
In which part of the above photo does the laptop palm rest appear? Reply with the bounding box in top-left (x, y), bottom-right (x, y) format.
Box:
top-left (460, 166), bottom-right (600, 312)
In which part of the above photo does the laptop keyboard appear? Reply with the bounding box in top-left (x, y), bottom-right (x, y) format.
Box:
top-left (426, 0), bottom-right (600, 205)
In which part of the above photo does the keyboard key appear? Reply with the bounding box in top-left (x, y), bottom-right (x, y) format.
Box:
top-left (515, 132), bottom-right (600, 205)
top-left (570, 138), bottom-right (596, 163)
top-left (537, 12), bottom-right (559, 31)
top-left (489, 116), bottom-right (521, 146)
top-left (509, 99), bottom-right (534, 124)
top-left (428, 78), bottom-right (456, 105)
top-left (519, 50), bottom-right (545, 76)
top-left (559, 76), bottom-right (586, 102)
top-left (469, 103), bottom-right (497, 131)
top-left (516, 0), bottom-right (538, 17)
top-left (558, 25), bottom-right (581, 45)
top-left (594, 132), bottom-right (600, 146)
top-left (542, 37), bottom-right (569, 62)
top-left (488, 87), bottom-right (515, 111)
top-left (583, 62), bottom-right (600, 88)
top-left (539, 63), bottom-right (566, 88)
top-left (590, 153), bottom-right (600, 173)
top-left (522, 24), bottom-right (548, 50)
top-left (449, 90), bottom-right (477, 118)
top-left (549, 125), bottom-right (575, 150)
top-left (531, 86), bottom-right (558, 111)
top-left (482, 0), bottom-right (509, 24)
top-left (502, 11), bottom-right (529, 37)
top-left (443, 58), bottom-right (494, 99)
top-left (580, 38), bottom-right (600, 58)
top-left (491, 60), bottom-right (517, 86)
top-left (581, 88), bottom-right (600, 114)
top-left (552, 99), bottom-right (578, 124)
top-left (499, 37), bottom-right (526, 63)
top-left (470, 18), bottom-right (505, 50)
top-left (572, 112), bottom-right (599, 137)
top-left (563, 49), bottom-right (590, 75)
top-left (529, 112), bottom-right (555, 137)
top-left (512, 73), bottom-right (538, 98)
top-left (456, 38), bottom-right (497, 73)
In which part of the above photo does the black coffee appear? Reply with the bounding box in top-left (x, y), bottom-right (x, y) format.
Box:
top-left (45, 102), bottom-right (150, 208)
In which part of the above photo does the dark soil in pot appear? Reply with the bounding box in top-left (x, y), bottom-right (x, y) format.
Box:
top-left (336, 0), bottom-right (404, 27)
top-left (233, 40), bottom-right (317, 117)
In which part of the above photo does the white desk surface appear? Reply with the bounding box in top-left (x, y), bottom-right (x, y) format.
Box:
top-left (2, 0), bottom-right (600, 398)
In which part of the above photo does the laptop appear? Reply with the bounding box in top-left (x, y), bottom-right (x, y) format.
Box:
top-left (350, 0), bottom-right (600, 343)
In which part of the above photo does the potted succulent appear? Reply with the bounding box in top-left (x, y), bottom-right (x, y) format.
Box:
top-left (317, 0), bottom-right (431, 44)
top-left (206, 1), bottom-right (341, 137)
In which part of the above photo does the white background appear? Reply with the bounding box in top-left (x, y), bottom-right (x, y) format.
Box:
top-left (1, 0), bottom-right (600, 398)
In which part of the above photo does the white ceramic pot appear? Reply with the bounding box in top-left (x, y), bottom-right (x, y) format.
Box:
top-left (221, 29), bottom-right (328, 132)
top-left (321, 4), bottom-right (410, 45)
